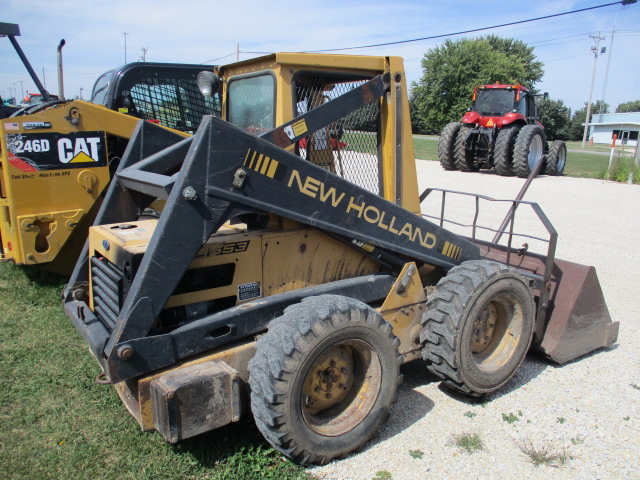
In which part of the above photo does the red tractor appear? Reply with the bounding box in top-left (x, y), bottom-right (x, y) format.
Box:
top-left (438, 84), bottom-right (566, 177)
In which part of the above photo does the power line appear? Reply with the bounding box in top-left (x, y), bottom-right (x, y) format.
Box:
top-left (304, 1), bottom-right (636, 53)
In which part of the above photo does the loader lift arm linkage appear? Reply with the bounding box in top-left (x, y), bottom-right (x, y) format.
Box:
top-left (65, 73), bottom-right (480, 383)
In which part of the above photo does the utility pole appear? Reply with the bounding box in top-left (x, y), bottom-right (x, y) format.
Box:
top-left (598, 15), bottom-right (617, 121)
top-left (18, 80), bottom-right (25, 100)
top-left (42, 67), bottom-right (47, 88)
top-left (237, 43), bottom-right (239, 62)
top-left (581, 33), bottom-right (606, 148)
top-left (141, 47), bottom-right (148, 62)
top-left (123, 32), bottom-right (129, 63)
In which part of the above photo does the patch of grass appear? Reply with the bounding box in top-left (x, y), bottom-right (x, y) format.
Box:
top-left (464, 411), bottom-right (477, 418)
top-left (517, 441), bottom-right (574, 467)
top-left (570, 436), bottom-right (584, 445)
top-left (624, 416), bottom-right (631, 421)
top-left (0, 262), bottom-right (310, 480)
top-left (411, 135), bottom-right (622, 181)
top-left (557, 417), bottom-right (566, 424)
top-left (605, 154), bottom-right (640, 183)
top-left (631, 383), bottom-right (640, 391)
top-left (414, 137), bottom-right (439, 161)
top-left (452, 433), bottom-right (484, 454)
top-left (372, 470), bottom-right (393, 480)
top-left (502, 412), bottom-right (520, 424)
top-left (409, 449), bottom-right (424, 459)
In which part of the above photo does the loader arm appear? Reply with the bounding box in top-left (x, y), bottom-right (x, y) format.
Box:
top-left (65, 88), bottom-right (479, 382)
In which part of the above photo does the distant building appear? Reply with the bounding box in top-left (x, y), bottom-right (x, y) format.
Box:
top-left (586, 112), bottom-right (640, 146)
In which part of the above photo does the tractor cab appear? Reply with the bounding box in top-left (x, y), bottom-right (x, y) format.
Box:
top-left (462, 84), bottom-right (535, 127)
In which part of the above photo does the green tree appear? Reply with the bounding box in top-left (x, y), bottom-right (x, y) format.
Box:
top-left (616, 100), bottom-right (640, 113)
top-left (537, 98), bottom-right (571, 140)
top-left (565, 100), bottom-right (609, 141)
top-left (410, 35), bottom-right (544, 134)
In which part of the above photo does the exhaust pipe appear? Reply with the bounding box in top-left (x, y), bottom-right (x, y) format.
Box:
top-left (57, 39), bottom-right (65, 100)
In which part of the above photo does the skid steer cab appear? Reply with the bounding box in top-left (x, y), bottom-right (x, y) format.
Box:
top-left (63, 53), bottom-right (617, 465)
top-left (0, 61), bottom-right (221, 274)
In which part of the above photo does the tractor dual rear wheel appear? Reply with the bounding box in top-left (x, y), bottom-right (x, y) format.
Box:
top-left (438, 122), bottom-right (462, 170)
top-left (420, 260), bottom-right (535, 396)
top-left (493, 126), bottom-right (520, 176)
top-left (513, 125), bottom-right (545, 178)
top-left (454, 126), bottom-right (480, 172)
top-left (544, 140), bottom-right (567, 176)
top-left (249, 295), bottom-right (402, 465)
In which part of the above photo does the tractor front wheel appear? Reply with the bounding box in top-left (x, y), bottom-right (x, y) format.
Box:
top-left (420, 260), bottom-right (535, 396)
top-left (513, 125), bottom-right (545, 178)
top-left (438, 122), bottom-right (462, 170)
top-left (544, 140), bottom-right (567, 176)
top-left (249, 295), bottom-right (401, 465)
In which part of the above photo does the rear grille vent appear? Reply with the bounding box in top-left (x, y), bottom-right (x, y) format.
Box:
top-left (91, 256), bottom-right (124, 331)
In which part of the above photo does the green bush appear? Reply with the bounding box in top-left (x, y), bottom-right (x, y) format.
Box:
top-left (606, 154), bottom-right (640, 184)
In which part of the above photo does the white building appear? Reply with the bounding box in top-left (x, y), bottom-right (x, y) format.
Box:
top-left (586, 112), bottom-right (640, 147)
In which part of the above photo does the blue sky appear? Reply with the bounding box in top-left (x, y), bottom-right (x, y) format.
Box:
top-left (1, 0), bottom-right (639, 114)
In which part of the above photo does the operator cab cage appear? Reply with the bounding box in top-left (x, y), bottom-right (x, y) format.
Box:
top-left (90, 62), bottom-right (222, 134)
top-left (223, 54), bottom-right (382, 199)
top-left (471, 84), bottom-right (535, 119)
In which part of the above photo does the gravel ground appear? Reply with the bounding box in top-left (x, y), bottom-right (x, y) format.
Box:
top-left (310, 160), bottom-right (640, 480)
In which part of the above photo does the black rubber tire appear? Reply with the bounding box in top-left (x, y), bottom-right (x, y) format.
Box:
top-left (493, 126), bottom-right (520, 176)
top-left (420, 260), bottom-right (535, 396)
top-left (512, 125), bottom-right (545, 178)
top-left (438, 122), bottom-right (462, 170)
top-left (453, 126), bottom-right (479, 172)
top-left (545, 140), bottom-right (567, 176)
top-left (249, 295), bottom-right (402, 465)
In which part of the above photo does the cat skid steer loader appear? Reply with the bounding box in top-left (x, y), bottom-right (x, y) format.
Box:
top-left (63, 53), bottom-right (617, 465)
top-left (1, 23), bottom-right (220, 273)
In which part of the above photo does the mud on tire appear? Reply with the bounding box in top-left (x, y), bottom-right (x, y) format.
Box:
top-left (248, 295), bottom-right (402, 465)
top-left (420, 260), bottom-right (535, 396)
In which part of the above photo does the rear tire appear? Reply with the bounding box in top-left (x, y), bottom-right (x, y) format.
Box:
top-left (544, 140), bottom-right (567, 176)
top-left (513, 125), bottom-right (545, 178)
top-left (453, 126), bottom-right (479, 172)
top-left (493, 126), bottom-right (520, 176)
top-left (438, 122), bottom-right (462, 170)
top-left (420, 260), bottom-right (535, 396)
top-left (249, 295), bottom-right (401, 465)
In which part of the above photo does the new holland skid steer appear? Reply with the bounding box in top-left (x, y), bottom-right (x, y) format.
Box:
top-left (1, 23), bottom-right (221, 273)
top-left (63, 53), bottom-right (617, 465)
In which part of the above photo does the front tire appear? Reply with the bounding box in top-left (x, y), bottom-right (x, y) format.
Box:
top-left (544, 140), bottom-right (567, 176)
top-left (249, 295), bottom-right (401, 465)
top-left (420, 260), bottom-right (535, 396)
top-left (438, 122), bottom-right (462, 170)
top-left (513, 125), bottom-right (545, 178)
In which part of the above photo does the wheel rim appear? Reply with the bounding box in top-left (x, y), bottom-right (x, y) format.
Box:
top-left (527, 134), bottom-right (543, 171)
top-left (556, 147), bottom-right (566, 172)
top-left (301, 340), bottom-right (381, 436)
top-left (470, 294), bottom-right (524, 374)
